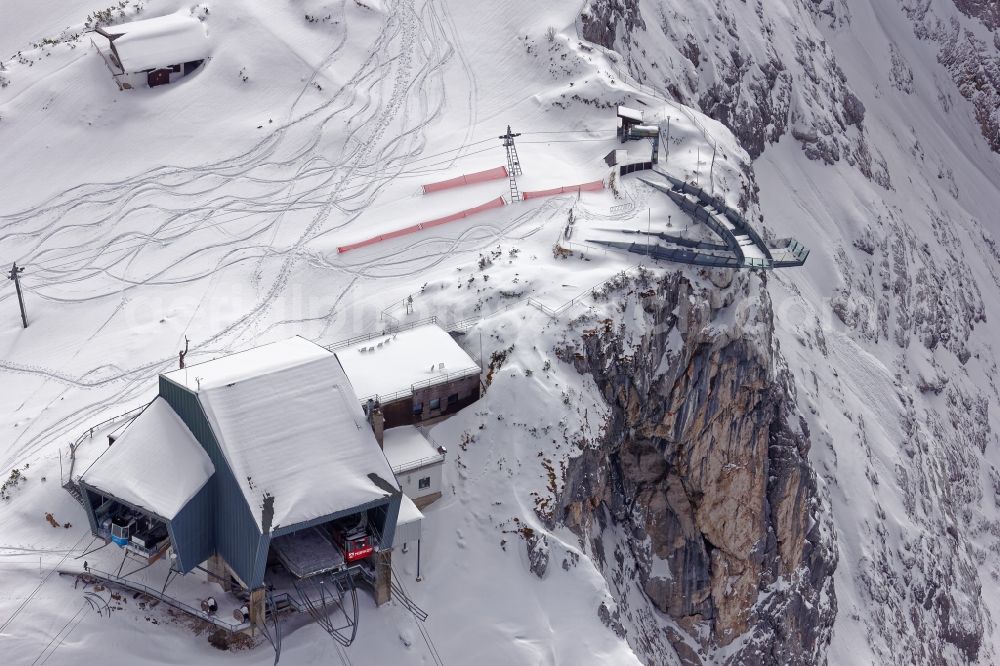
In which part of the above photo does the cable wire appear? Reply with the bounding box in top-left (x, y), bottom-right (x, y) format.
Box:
top-left (8, 129), bottom-right (622, 280)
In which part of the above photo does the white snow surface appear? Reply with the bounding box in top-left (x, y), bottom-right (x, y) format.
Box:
top-left (2, 0), bottom-right (998, 663)
top-left (381, 425), bottom-right (440, 471)
top-left (78, 397), bottom-right (213, 520)
top-left (335, 324), bottom-right (480, 401)
top-left (0, 0), bottom-right (650, 659)
top-left (101, 12), bottom-right (210, 73)
top-left (185, 338), bottom-right (399, 532)
top-left (0, 1), bottom-right (682, 663)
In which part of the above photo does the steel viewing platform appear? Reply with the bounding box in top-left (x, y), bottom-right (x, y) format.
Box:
top-left (590, 170), bottom-right (809, 270)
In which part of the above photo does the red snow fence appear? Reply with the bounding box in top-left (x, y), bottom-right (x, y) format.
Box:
top-left (422, 166), bottom-right (509, 194)
top-left (338, 197), bottom-right (506, 253)
top-left (521, 179), bottom-right (605, 200)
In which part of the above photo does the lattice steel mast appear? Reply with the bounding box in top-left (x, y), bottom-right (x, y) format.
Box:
top-left (499, 125), bottom-right (522, 201)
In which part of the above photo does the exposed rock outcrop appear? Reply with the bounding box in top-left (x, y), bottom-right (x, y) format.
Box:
top-left (580, 0), bottom-right (646, 52)
top-left (579, 0), bottom-right (891, 186)
top-left (952, 0), bottom-right (1000, 31)
top-left (831, 206), bottom-right (985, 362)
top-left (525, 531), bottom-right (550, 578)
top-left (557, 271), bottom-right (836, 664)
top-left (903, 1), bottom-right (1000, 153)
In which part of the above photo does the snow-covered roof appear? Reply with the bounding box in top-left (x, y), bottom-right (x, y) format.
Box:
top-left (393, 494), bottom-right (423, 546)
top-left (382, 426), bottom-right (443, 474)
top-left (80, 397), bottom-right (214, 520)
top-left (163, 336), bottom-right (331, 392)
top-left (168, 337), bottom-right (399, 532)
top-left (335, 325), bottom-right (479, 401)
top-left (617, 105), bottom-right (643, 122)
top-left (100, 13), bottom-right (210, 73)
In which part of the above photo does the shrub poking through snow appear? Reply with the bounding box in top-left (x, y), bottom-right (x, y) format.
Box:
top-left (1, 467), bottom-right (26, 500)
top-left (486, 344), bottom-right (515, 386)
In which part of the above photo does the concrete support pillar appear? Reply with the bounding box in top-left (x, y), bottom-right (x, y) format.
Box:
top-left (374, 550), bottom-right (392, 607)
top-left (249, 587), bottom-right (266, 631)
top-left (206, 552), bottom-right (231, 592)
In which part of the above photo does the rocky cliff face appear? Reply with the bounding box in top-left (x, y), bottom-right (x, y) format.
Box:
top-left (556, 270), bottom-right (836, 665)
top-left (566, 2), bottom-right (1000, 663)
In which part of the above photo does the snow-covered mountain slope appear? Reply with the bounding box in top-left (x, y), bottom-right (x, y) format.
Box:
top-left (580, 0), bottom-right (1000, 663)
top-left (1, 0), bottom-right (999, 664)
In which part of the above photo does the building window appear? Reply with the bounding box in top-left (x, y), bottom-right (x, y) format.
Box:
top-left (418, 477), bottom-right (431, 490)
top-left (413, 402), bottom-right (423, 415)
top-left (448, 393), bottom-right (459, 405)
top-left (429, 398), bottom-right (441, 410)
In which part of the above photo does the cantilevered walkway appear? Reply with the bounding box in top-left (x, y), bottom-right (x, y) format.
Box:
top-left (591, 170), bottom-right (809, 269)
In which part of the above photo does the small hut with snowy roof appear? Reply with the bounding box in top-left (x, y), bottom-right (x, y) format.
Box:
top-left (95, 13), bottom-right (210, 88)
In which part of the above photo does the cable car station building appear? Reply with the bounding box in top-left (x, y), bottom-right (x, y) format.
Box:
top-left (75, 337), bottom-right (402, 639)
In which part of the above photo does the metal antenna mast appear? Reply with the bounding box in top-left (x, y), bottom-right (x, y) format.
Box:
top-left (7, 263), bottom-right (27, 329)
top-left (499, 125), bottom-right (522, 201)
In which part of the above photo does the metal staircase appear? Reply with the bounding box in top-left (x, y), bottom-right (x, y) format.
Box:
top-left (62, 480), bottom-right (85, 506)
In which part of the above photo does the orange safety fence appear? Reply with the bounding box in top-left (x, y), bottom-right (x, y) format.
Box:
top-left (338, 196), bottom-right (506, 253)
top-left (521, 179), bottom-right (605, 200)
top-left (422, 166), bottom-right (509, 194)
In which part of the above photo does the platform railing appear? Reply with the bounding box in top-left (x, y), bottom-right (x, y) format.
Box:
top-left (61, 401), bottom-right (151, 498)
top-left (79, 567), bottom-right (250, 632)
top-left (391, 452), bottom-right (446, 475)
top-left (356, 365), bottom-right (482, 406)
top-left (326, 316), bottom-right (440, 352)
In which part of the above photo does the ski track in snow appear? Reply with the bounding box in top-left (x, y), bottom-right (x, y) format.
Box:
top-left (0, 3), bottom-right (674, 664)
top-left (0, 0), bottom-right (476, 472)
top-left (0, 0), bottom-right (573, 483)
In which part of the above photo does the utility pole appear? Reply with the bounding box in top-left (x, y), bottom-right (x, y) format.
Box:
top-left (665, 116), bottom-right (671, 165)
top-left (7, 263), bottom-right (27, 329)
top-left (499, 125), bottom-right (522, 202)
top-left (709, 144), bottom-right (717, 195)
top-left (696, 146), bottom-right (701, 187)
